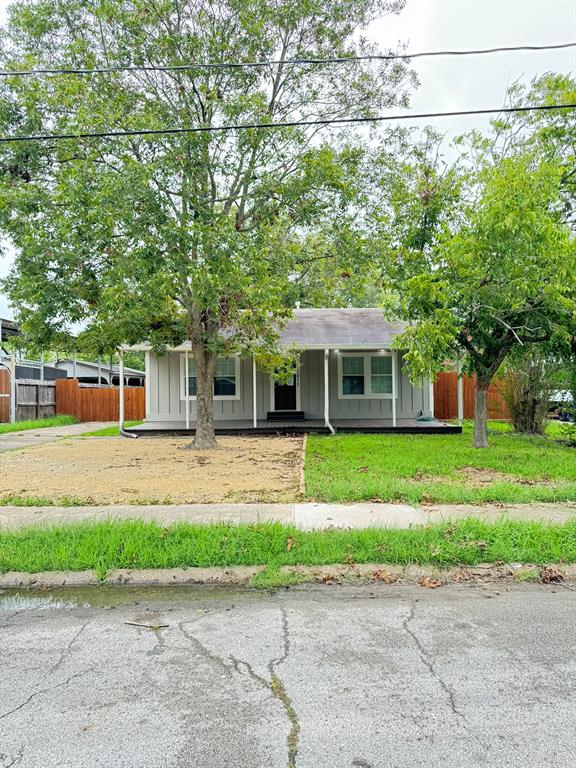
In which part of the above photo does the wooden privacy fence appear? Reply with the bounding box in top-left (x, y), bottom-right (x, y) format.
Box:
top-left (0, 373), bottom-right (56, 422)
top-left (56, 378), bottom-right (145, 422)
top-left (434, 372), bottom-right (509, 420)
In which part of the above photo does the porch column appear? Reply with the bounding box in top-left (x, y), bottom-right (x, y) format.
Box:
top-left (118, 350), bottom-right (125, 430)
top-left (252, 357), bottom-right (258, 429)
top-left (391, 349), bottom-right (397, 428)
top-left (40, 352), bottom-right (44, 382)
top-left (73, 352), bottom-right (77, 379)
top-left (429, 377), bottom-right (435, 418)
top-left (457, 359), bottom-right (464, 425)
top-left (9, 353), bottom-right (16, 424)
top-left (324, 349), bottom-right (330, 427)
top-left (185, 350), bottom-right (190, 430)
top-left (144, 351), bottom-right (151, 419)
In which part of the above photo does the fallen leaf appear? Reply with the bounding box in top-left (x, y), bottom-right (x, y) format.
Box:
top-left (539, 566), bottom-right (565, 584)
top-left (357, 466), bottom-right (369, 473)
top-left (371, 570), bottom-right (398, 584)
top-left (286, 536), bottom-right (294, 551)
top-left (418, 576), bottom-right (443, 589)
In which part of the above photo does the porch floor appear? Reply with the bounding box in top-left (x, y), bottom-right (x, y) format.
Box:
top-left (126, 418), bottom-right (461, 435)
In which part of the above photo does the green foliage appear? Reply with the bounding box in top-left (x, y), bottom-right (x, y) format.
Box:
top-left (0, 414), bottom-right (78, 434)
top-left (2, 518), bottom-right (576, 574)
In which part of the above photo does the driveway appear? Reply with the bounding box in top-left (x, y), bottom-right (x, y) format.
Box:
top-left (0, 422), bottom-right (111, 453)
top-left (1, 584), bottom-right (574, 767)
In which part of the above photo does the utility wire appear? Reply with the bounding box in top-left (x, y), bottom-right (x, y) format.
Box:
top-left (0, 42), bottom-right (574, 76)
top-left (0, 103), bottom-right (574, 145)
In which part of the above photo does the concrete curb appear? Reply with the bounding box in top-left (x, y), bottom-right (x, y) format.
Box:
top-left (1, 562), bottom-right (575, 589)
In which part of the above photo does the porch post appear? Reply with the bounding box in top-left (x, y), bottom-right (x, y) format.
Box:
top-left (457, 359), bottom-right (464, 425)
top-left (391, 349), bottom-right (397, 428)
top-left (9, 353), bottom-right (16, 424)
top-left (252, 356), bottom-right (258, 429)
top-left (185, 350), bottom-right (190, 430)
top-left (40, 352), bottom-right (44, 382)
top-left (118, 350), bottom-right (125, 430)
top-left (429, 377), bottom-right (435, 418)
top-left (324, 349), bottom-right (329, 427)
top-left (144, 351), bottom-right (151, 419)
top-left (73, 352), bottom-right (77, 379)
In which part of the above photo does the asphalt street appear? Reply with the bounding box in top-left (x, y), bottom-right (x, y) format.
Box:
top-left (0, 583), bottom-right (575, 767)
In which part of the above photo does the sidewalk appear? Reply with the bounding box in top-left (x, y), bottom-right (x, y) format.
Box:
top-left (0, 422), bottom-right (110, 453)
top-left (0, 501), bottom-right (575, 530)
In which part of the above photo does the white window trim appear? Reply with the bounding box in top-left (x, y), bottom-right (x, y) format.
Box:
top-left (338, 351), bottom-right (395, 399)
top-left (179, 354), bottom-right (241, 401)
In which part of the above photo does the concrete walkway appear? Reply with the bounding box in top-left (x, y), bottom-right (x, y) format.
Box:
top-left (0, 500), bottom-right (575, 530)
top-left (0, 422), bottom-right (110, 453)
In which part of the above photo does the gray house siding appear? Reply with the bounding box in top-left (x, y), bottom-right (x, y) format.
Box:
top-left (146, 350), bottom-right (431, 423)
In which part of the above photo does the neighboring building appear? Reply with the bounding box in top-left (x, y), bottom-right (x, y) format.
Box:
top-left (1, 318), bottom-right (66, 381)
top-left (125, 308), bottom-right (460, 434)
top-left (54, 358), bottom-right (145, 387)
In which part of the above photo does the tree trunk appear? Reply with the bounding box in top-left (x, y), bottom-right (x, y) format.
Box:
top-left (190, 344), bottom-right (218, 450)
top-left (473, 379), bottom-right (490, 448)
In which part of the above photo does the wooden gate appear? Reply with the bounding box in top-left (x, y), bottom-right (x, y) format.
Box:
top-left (15, 379), bottom-right (56, 421)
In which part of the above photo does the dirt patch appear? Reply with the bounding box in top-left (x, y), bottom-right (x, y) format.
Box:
top-left (458, 466), bottom-right (546, 487)
top-left (0, 435), bottom-right (303, 504)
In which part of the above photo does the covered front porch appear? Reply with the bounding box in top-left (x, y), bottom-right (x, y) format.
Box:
top-left (125, 417), bottom-right (461, 435)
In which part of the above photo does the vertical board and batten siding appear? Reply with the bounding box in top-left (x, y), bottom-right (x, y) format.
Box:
top-left (56, 379), bottom-right (145, 422)
top-left (146, 349), bottom-right (431, 422)
top-left (328, 350), bottom-right (428, 420)
top-left (433, 372), bottom-right (509, 420)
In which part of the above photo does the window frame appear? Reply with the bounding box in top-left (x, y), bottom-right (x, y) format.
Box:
top-left (337, 351), bottom-right (395, 400)
top-left (180, 354), bottom-right (241, 401)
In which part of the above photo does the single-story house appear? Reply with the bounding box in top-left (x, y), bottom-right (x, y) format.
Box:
top-left (54, 358), bottom-right (145, 387)
top-left (124, 309), bottom-right (460, 434)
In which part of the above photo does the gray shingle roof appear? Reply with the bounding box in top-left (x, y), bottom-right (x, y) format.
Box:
top-left (279, 309), bottom-right (407, 348)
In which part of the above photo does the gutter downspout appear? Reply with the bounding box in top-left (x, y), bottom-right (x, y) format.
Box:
top-left (324, 349), bottom-right (335, 434)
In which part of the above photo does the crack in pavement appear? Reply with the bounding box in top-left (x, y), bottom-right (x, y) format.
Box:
top-left (0, 667), bottom-right (96, 722)
top-left (403, 605), bottom-right (465, 721)
top-left (179, 606), bottom-right (300, 768)
top-left (1, 745), bottom-right (25, 768)
top-left (402, 603), bottom-right (491, 757)
top-left (49, 622), bottom-right (89, 674)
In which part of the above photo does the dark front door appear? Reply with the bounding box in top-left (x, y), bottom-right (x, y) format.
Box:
top-left (274, 376), bottom-right (297, 410)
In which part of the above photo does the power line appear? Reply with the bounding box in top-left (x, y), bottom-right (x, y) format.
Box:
top-left (1, 42), bottom-right (575, 77)
top-left (0, 103), bottom-right (574, 145)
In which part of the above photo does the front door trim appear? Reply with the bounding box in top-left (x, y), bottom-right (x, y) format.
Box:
top-left (269, 358), bottom-right (301, 412)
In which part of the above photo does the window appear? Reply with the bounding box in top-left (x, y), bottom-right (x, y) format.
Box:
top-left (214, 357), bottom-right (237, 396)
top-left (339, 353), bottom-right (395, 398)
top-left (342, 356), bottom-right (365, 395)
top-left (370, 355), bottom-right (392, 394)
top-left (181, 355), bottom-right (240, 400)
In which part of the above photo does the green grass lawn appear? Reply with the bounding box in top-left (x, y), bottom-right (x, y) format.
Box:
top-left (80, 420), bottom-right (144, 436)
top-left (305, 421), bottom-right (576, 504)
top-left (1, 519), bottom-right (575, 578)
top-left (0, 415), bottom-right (78, 434)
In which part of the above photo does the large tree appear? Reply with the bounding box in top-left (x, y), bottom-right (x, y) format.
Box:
top-left (385, 150), bottom-right (576, 447)
top-left (0, 0), bottom-right (415, 447)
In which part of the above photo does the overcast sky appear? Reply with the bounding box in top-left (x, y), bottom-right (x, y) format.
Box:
top-left (1, 0), bottom-right (575, 319)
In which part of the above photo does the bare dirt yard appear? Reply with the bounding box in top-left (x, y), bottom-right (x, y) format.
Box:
top-left (0, 435), bottom-right (303, 504)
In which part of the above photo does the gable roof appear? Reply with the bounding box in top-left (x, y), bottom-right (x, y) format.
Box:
top-left (124, 308), bottom-right (407, 351)
top-left (279, 309), bottom-right (407, 349)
